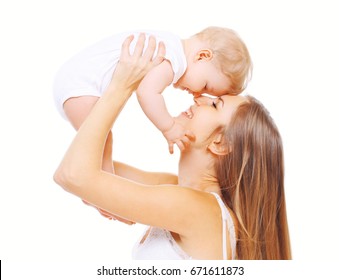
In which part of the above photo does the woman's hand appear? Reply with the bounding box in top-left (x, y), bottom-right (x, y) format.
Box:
top-left (109, 33), bottom-right (166, 93)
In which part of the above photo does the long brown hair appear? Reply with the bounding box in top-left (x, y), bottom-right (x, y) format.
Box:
top-left (215, 96), bottom-right (291, 259)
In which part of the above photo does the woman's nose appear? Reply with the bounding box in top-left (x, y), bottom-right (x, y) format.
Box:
top-left (194, 96), bottom-right (212, 106)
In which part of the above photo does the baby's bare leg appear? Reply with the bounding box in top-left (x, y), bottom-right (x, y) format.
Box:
top-left (63, 96), bottom-right (114, 173)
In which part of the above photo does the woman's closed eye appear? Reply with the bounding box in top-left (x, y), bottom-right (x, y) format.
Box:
top-left (213, 97), bottom-right (224, 109)
top-left (212, 101), bottom-right (217, 108)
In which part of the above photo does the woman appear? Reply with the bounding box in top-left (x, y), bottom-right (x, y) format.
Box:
top-left (54, 34), bottom-right (291, 260)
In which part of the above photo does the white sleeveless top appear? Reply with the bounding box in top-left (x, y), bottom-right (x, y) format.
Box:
top-left (132, 192), bottom-right (236, 260)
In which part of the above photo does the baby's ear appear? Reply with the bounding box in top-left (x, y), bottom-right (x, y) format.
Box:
top-left (207, 133), bottom-right (229, 156)
top-left (195, 49), bottom-right (213, 61)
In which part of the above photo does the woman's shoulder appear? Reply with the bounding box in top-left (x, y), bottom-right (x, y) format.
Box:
top-left (209, 192), bottom-right (238, 235)
top-left (174, 190), bottom-right (235, 259)
top-left (204, 192), bottom-right (238, 259)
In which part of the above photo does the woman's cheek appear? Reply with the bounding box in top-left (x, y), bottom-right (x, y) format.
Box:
top-left (190, 118), bottom-right (216, 142)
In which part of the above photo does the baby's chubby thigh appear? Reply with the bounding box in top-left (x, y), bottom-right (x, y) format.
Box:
top-left (63, 95), bottom-right (100, 130)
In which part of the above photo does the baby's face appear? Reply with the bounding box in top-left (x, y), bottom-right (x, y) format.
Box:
top-left (174, 60), bottom-right (231, 97)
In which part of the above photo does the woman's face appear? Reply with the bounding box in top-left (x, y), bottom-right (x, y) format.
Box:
top-left (175, 95), bottom-right (247, 146)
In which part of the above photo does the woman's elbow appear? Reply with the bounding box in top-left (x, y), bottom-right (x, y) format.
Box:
top-left (53, 165), bottom-right (83, 192)
top-left (54, 166), bottom-right (70, 191)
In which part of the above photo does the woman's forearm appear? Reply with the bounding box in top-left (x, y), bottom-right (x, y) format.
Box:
top-left (54, 34), bottom-right (165, 192)
top-left (54, 84), bottom-right (132, 190)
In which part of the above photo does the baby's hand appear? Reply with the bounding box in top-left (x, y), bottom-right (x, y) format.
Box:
top-left (162, 120), bottom-right (195, 154)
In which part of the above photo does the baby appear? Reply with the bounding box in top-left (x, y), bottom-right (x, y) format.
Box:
top-left (53, 26), bottom-right (252, 172)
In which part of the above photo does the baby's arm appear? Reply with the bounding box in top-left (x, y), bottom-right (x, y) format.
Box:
top-left (137, 61), bottom-right (194, 153)
top-left (136, 60), bottom-right (174, 132)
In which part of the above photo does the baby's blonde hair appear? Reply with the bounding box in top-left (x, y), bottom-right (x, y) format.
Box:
top-left (194, 26), bottom-right (252, 94)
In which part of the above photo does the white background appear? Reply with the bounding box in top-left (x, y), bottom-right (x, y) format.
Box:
top-left (1, 0), bottom-right (338, 269)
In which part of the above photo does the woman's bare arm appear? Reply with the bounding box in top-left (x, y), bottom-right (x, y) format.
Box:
top-left (53, 35), bottom-right (217, 237)
top-left (114, 161), bottom-right (178, 185)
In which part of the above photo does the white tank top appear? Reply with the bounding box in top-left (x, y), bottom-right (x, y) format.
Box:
top-left (132, 192), bottom-right (236, 260)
